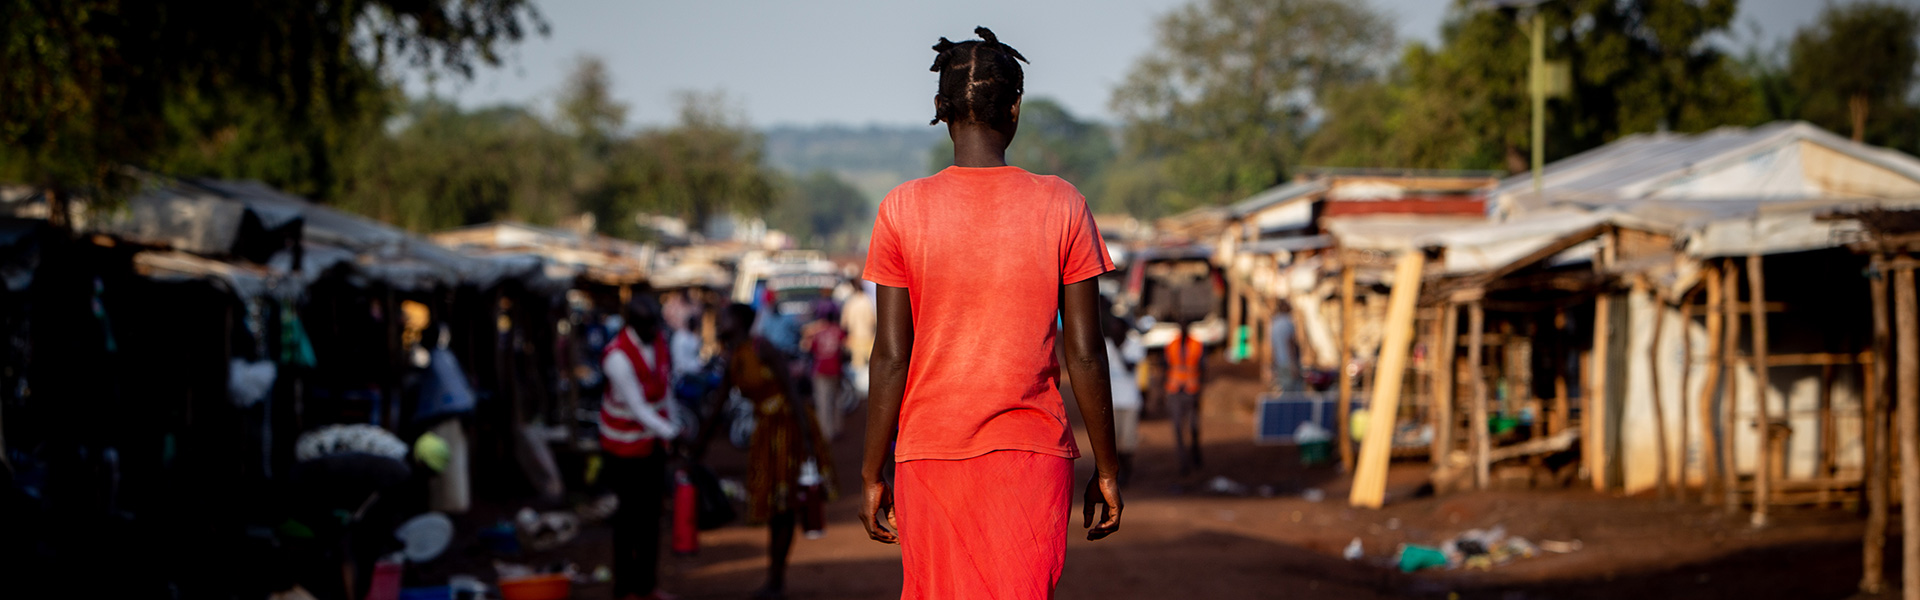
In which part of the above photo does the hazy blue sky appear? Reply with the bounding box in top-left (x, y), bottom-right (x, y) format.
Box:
top-left (404, 0), bottom-right (1858, 128)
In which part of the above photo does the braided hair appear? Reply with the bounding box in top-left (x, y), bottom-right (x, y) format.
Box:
top-left (929, 27), bottom-right (1029, 127)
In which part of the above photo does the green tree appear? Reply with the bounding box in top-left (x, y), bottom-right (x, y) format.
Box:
top-left (332, 99), bottom-right (580, 232)
top-left (558, 55), bottom-right (630, 159)
top-left (925, 97), bottom-right (1115, 199)
top-left (1108, 0), bottom-right (1395, 213)
top-left (590, 92), bottom-right (777, 239)
top-left (0, 0), bottom-right (545, 222)
top-left (1788, 1), bottom-right (1920, 143)
top-left (768, 170), bottom-right (869, 249)
top-left (1307, 0), bottom-right (1760, 172)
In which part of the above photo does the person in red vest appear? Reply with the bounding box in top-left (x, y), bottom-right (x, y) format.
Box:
top-left (1165, 320), bottom-right (1205, 475)
top-left (599, 294), bottom-right (681, 600)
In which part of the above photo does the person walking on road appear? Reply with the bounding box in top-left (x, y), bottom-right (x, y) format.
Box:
top-left (1105, 308), bottom-right (1144, 488)
top-left (719, 303), bottom-right (834, 600)
top-left (801, 301), bottom-right (848, 440)
top-left (1165, 320), bottom-right (1205, 475)
top-left (1269, 300), bottom-right (1301, 392)
top-left (858, 26), bottom-right (1124, 600)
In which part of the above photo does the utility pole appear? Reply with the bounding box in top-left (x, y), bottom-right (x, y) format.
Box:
top-left (1529, 11), bottom-right (1545, 196)
top-left (1482, 0), bottom-right (1558, 195)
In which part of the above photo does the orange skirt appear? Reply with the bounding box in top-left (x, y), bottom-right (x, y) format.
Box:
top-left (895, 450), bottom-right (1072, 599)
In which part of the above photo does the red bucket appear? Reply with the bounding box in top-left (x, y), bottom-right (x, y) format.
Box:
top-left (498, 574), bottom-right (570, 600)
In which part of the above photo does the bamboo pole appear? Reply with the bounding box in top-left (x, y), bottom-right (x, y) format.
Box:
top-left (1643, 279), bottom-right (1672, 500)
top-left (1351, 252), bottom-right (1426, 509)
top-left (1748, 253), bottom-right (1772, 527)
top-left (1590, 292), bottom-right (1612, 491)
top-left (1698, 264), bottom-right (1725, 505)
top-left (1721, 260), bottom-right (1742, 514)
top-left (1895, 265), bottom-right (1919, 600)
top-left (1866, 256), bottom-right (1891, 595)
top-left (1434, 304), bottom-right (1459, 465)
top-left (1338, 265), bottom-right (1358, 472)
top-left (1471, 301), bottom-right (1490, 491)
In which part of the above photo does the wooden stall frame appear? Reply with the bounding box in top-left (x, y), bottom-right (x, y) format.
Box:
top-left (1748, 253), bottom-right (1772, 528)
top-left (1721, 261), bottom-right (1743, 513)
top-left (1338, 264), bottom-right (1358, 472)
top-left (1865, 255), bottom-right (1891, 594)
top-left (1351, 252), bottom-right (1426, 508)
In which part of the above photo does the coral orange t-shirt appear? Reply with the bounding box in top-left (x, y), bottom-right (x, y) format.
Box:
top-left (862, 165), bottom-right (1113, 462)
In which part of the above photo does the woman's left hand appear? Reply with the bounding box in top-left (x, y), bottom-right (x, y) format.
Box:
top-left (1082, 473), bottom-right (1123, 541)
top-left (860, 479), bottom-right (898, 544)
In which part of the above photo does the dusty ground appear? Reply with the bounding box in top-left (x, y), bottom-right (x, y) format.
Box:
top-left (421, 364), bottom-right (1889, 600)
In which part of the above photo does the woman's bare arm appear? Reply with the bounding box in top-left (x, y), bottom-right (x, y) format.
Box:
top-left (1060, 278), bottom-right (1122, 540)
top-left (860, 285), bottom-right (913, 543)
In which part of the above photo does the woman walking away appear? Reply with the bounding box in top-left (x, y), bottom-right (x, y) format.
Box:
top-left (719, 303), bottom-right (834, 600)
top-left (859, 26), bottom-right (1124, 599)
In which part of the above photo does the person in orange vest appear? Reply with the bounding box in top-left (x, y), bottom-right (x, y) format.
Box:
top-left (1165, 320), bottom-right (1205, 475)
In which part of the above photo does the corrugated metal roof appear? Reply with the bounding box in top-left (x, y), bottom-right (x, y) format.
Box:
top-left (1228, 179), bottom-right (1326, 218)
top-left (1495, 121), bottom-right (1920, 212)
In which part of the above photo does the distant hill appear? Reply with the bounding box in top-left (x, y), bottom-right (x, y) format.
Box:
top-left (761, 124), bottom-right (945, 204)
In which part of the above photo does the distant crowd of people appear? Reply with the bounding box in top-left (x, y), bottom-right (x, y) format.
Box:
top-left (589, 282), bottom-right (874, 600)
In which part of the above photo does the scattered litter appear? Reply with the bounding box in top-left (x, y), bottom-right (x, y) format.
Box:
top-left (1343, 538), bottom-right (1364, 560)
top-left (1301, 488), bottom-right (1325, 503)
top-left (577, 494), bottom-right (618, 522)
top-left (1386, 526), bottom-right (1569, 572)
top-left (1207, 476), bottom-right (1247, 495)
top-left (1539, 539), bottom-right (1583, 553)
top-left (1294, 420), bottom-right (1332, 444)
top-left (514, 508), bottom-right (581, 552)
top-left (1505, 537), bottom-right (1539, 559)
top-left (1397, 544), bottom-right (1448, 573)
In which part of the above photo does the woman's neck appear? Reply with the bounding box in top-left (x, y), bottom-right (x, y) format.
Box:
top-left (948, 124), bottom-right (1012, 168)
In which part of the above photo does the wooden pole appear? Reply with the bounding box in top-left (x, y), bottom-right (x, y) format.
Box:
top-left (1589, 292), bottom-right (1612, 491)
top-left (1471, 301), bottom-right (1490, 491)
top-left (1338, 265), bottom-right (1358, 472)
top-left (1434, 304), bottom-right (1459, 465)
top-left (1866, 255), bottom-right (1891, 595)
top-left (1721, 260), bottom-right (1743, 514)
top-left (1351, 252), bottom-right (1427, 509)
top-left (1678, 287), bottom-right (1696, 499)
top-left (1894, 265), bottom-right (1919, 600)
top-left (1553, 309), bottom-right (1570, 436)
top-left (1698, 264), bottom-right (1725, 505)
top-left (1643, 280), bottom-right (1672, 500)
top-left (1818, 362), bottom-right (1837, 506)
top-left (1748, 253), bottom-right (1772, 527)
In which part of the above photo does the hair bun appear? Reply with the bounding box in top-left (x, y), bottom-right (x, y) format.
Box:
top-left (974, 27), bottom-right (998, 45)
top-left (932, 37), bottom-right (957, 53)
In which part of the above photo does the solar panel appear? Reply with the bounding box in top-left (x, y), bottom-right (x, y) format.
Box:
top-left (1253, 391), bottom-right (1354, 445)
